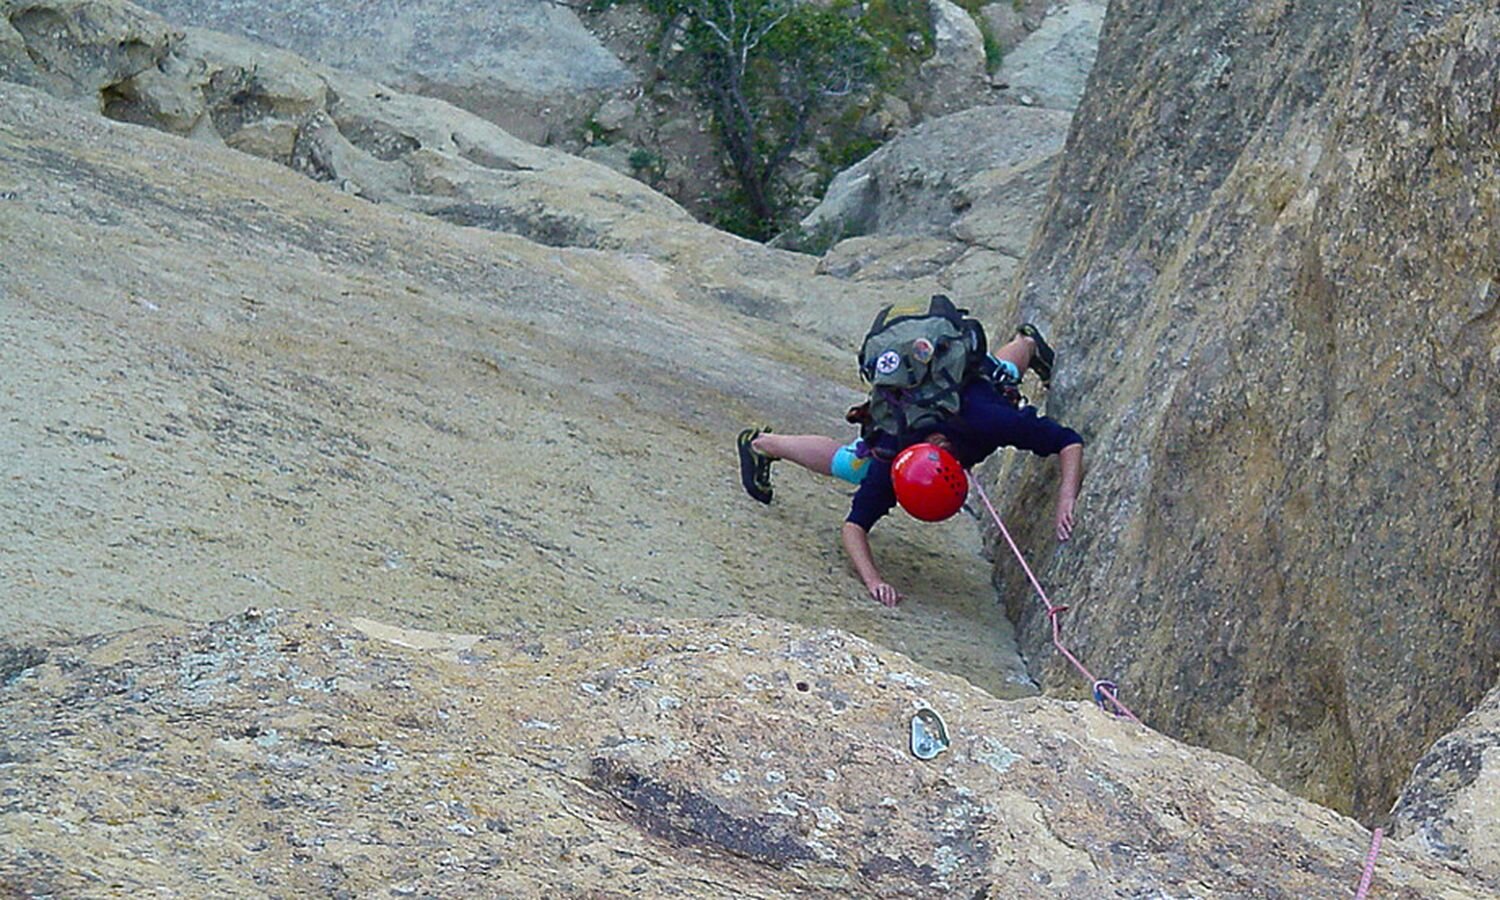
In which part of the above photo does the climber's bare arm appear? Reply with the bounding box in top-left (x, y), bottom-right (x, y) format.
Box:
top-left (1055, 442), bottom-right (1083, 542)
top-left (842, 521), bottom-right (902, 607)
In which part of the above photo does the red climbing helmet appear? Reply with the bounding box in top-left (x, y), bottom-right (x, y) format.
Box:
top-left (891, 443), bottom-right (968, 522)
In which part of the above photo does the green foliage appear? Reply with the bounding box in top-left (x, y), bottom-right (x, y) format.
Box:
top-left (582, 117), bottom-right (611, 144)
top-left (820, 133), bottom-right (880, 172)
top-left (627, 147), bottom-right (665, 188)
top-left (627, 147), bottom-right (661, 171)
top-left (859, 0), bottom-right (935, 71)
top-left (633, 0), bottom-right (884, 240)
top-left (979, 21), bottom-right (1003, 74)
top-left (948, 0), bottom-right (1003, 73)
top-left (704, 185), bottom-right (768, 238)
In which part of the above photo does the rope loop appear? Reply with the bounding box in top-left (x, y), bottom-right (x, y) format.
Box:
top-left (970, 477), bottom-right (1141, 725)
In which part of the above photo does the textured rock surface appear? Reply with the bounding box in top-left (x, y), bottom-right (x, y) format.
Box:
top-left (994, 0), bottom-right (1499, 822)
top-left (796, 104), bottom-right (1072, 315)
top-left (0, 79), bottom-right (1026, 700)
top-left (0, 1), bottom-right (681, 244)
top-left (1, 609), bottom-right (1489, 897)
top-left (1392, 680), bottom-right (1500, 889)
top-left (802, 105), bottom-right (1071, 240)
top-left (0, 0), bottom-right (940, 342)
top-left (132, 0), bottom-right (631, 97)
top-left (994, 0), bottom-right (1106, 110)
top-left (781, 1), bottom-right (1105, 307)
top-left (4, 0), bottom-right (1496, 888)
top-left (914, 0), bottom-right (992, 118)
top-left (123, 0), bottom-right (631, 148)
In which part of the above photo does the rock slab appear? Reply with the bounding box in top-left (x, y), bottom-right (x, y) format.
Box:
top-left (0, 610), bottom-right (1489, 897)
top-left (1392, 680), bottom-right (1500, 890)
top-left (132, 0), bottom-right (632, 96)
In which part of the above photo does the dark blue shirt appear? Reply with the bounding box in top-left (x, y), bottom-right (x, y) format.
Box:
top-left (846, 380), bottom-right (1083, 531)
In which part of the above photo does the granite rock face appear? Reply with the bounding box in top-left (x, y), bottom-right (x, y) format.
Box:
top-left (787, 2), bottom-right (1104, 312)
top-left (4, 0), bottom-right (1497, 887)
top-left (795, 104), bottom-right (1073, 316)
top-left (803, 105), bottom-right (1071, 242)
top-left (0, 76), bottom-right (1019, 703)
top-left (993, 0), bottom-right (1107, 110)
top-left (123, 0), bottom-right (632, 147)
top-left (132, 0), bottom-right (632, 97)
top-left (1, 609), bottom-right (1489, 898)
top-left (1392, 680), bottom-right (1500, 889)
top-left (0, 0), bottom-right (684, 248)
top-left (0, 0), bottom-right (940, 343)
top-left (995, 0), bottom-right (1499, 822)
top-left (915, 0), bottom-right (993, 118)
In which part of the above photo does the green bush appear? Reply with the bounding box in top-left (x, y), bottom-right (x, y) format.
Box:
top-left (628, 147), bottom-right (661, 172)
top-left (980, 22), bottom-right (1003, 73)
top-left (633, 0), bottom-right (887, 240)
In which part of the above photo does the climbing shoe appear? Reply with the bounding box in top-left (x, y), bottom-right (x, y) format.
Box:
top-left (737, 427), bottom-right (774, 504)
top-left (1017, 323), bottom-right (1055, 386)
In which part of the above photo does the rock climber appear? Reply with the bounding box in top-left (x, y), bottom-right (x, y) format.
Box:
top-left (738, 319), bottom-right (1083, 607)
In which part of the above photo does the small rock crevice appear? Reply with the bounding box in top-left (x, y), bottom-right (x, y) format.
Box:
top-left (0, 643), bottom-right (48, 687)
top-left (589, 756), bottom-right (814, 869)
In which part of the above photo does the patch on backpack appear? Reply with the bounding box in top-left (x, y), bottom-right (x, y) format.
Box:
top-left (858, 294), bottom-right (997, 440)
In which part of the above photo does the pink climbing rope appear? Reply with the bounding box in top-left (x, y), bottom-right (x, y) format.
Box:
top-left (1354, 827), bottom-right (1383, 899)
top-left (970, 475), bottom-right (1389, 894)
top-left (970, 478), bottom-right (1141, 724)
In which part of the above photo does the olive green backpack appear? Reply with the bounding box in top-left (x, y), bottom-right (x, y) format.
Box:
top-left (857, 295), bottom-right (991, 443)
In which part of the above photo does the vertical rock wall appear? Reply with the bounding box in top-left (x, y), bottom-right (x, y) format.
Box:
top-left (997, 0), bottom-right (1498, 821)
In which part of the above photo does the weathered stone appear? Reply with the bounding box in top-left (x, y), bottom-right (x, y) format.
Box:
top-left (792, 105), bottom-right (1070, 318)
top-left (133, 0), bottom-right (632, 98)
top-left (579, 141), bottom-right (637, 178)
top-left (0, 0), bottom-right (175, 100)
top-left (594, 95), bottom-right (638, 133)
top-left (800, 106), bottom-right (1071, 242)
top-left (224, 117), bottom-right (299, 162)
top-left (0, 0), bottom-right (949, 341)
top-left (0, 1), bottom-right (683, 246)
top-left (123, 0), bottom-right (638, 156)
top-left (996, 0), bottom-right (1499, 822)
top-left (978, 2), bottom-right (1028, 54)
top-left (99, 48), bottom-right (202, 131)
top-left (3, 0), bottom-right (1494, 887)
top-left (858, 92), bottom-right (915, 141)
top-left (1392, 681), bottom-right (1500, 889)
top-left (0, 609), bottom-right (1488, 897)
top-left (0, 79), bottom-right (983, 703)
top-left (994, 0), bottom-right (1106, 110)
top-left (950, 149), bottom-right (1067, 258)
top-left (290, 109), bottom-right (412, 199)
top-left (939, 247), bottom-right (1023, 308)
top-left (914, 0), bottom-right (990, 118)
top-left (0, 13), bottom-right (22, 81)
top-left (815, 235), bottom-right (968, 282)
